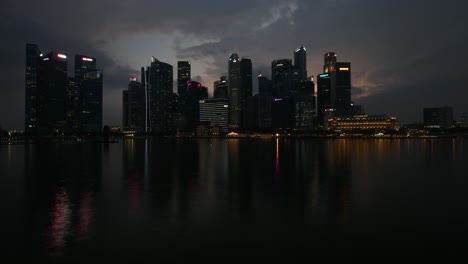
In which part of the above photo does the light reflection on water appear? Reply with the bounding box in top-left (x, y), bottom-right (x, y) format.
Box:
top-left (1, 138), bottom-right (468, 259)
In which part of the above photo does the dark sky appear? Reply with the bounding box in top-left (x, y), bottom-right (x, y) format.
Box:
top-left (1, 0), bottom-right (467, 130)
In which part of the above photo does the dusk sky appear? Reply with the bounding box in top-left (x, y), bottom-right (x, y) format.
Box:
top-left (1, 0), bottom-right (467, 130)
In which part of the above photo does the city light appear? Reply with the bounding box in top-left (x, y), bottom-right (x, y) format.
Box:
top-left (57, 53), bottom-right (67, 59)
top-left (339, 67), bottom-right (349, 71)
top-left (82, 57), bottom-right (93, 62)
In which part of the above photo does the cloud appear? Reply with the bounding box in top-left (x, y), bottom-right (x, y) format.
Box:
top-left (1, 0), bottom-right (468, 129)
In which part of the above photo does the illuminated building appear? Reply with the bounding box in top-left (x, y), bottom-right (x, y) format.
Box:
top-left (323, 52), bottom-right (337, 73)
top-left (462, 112), bottom-right (468, 128)
top-left (25, 43), bottom-right (42, 134)
top-left (177, 61), bottom-right (191, 96)
top-left (214, 76), bottom-right (228, 99)
top-left (148, 57), bottom-right (175, 135)
top-left (334, 62), bottom-right (351, 117)
top-left (199, 98), bottom-right (229, 133)
top-left (123, 77), bottom-right (146, 133)
top-left (75, 55), bottom-right (103, 133)
top-left (317, 73), bottom-right (332, 126)
top-left (228, 53), bottom-right (241, 129)
top-left (240, 58), bottom-right (253, 130)
top-left (327, 115), bottom-right (399, 131)
top-left (293, 77), bottom-right (316, 130)
top-left (317, 52), bottom-right (352, 126)
top-left (423, 106), bottom-right (454, 128)
top-left (36, 51), bottom-right (68, 134)
top-left (294, 46), bottom-right (307, 80)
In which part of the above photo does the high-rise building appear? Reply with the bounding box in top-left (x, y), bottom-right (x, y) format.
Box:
top-left (199, 98), bottom-right (229, 133)
top-left (323, 52), bottom-right (337, 73)
top-left (36, 51), bottom-right (68, 134)
top-left (25, 43), bottom-right (42, 134)
top-left (293, 77), bottom-right (316, 130)
top-left (214, 76), bottom-right (228, 99)
top-left (177, 61), bottom-right (191, 95)
top-left (149, 57), bottom-right (175, 135)
top-left (317, 53), bottom-right (352, 126)
top-left (75, 55), bottom-right (103, 133)
top-left (423, 106), bottom-right (454, 128)
top-left (271, 59), bottom-right (292, 97)
top-left (182, 80), bottom-right (208, 132)
top-left (333, 62), bottom-right (351, 116)
top-left (255, 74), bottom-right (274, 130)
top-left (294, 46), bottom-right (307, 80)
top-left (228, 53), bottom-right (241, 129)
top-left (65, 77), bottom-right (78, 133)
top-left (122, 90), bottom-right (129, 130)
top-left (317, 73), bottom-right (333, 126)
top-left (240, 58), bottom-right (252, 130)
top-left (123, 77), bottom-right (146, 132)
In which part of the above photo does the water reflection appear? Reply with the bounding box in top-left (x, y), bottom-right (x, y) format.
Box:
top-left (5, 139), bottom-right (468, 259)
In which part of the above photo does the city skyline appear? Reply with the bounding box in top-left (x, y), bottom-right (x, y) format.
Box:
top-left (1, 0), bottom-right (468, 130)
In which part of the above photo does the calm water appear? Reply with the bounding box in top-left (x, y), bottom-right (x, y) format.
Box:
top-left (1, 138), bottom-right (468, 260)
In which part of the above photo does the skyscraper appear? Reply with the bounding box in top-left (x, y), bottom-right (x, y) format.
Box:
top-left (323, 52), bottom-right (337, 73)
top-left (182, 80), bottom-right (208, 132)
top-left (214, 76), bottom-right (228, 99)
top-left (317, 73), bottom-right (333, 126)
top-left (317, 53), bottom-right (352, 126)
top-left (255, 74), bottom-right (274, 130)
top-left (123, 77), bottom-right (146, 132)
top-left (177, 61), bottom-right (191, 95)
top-left (271, 59), bottom-right (292, 97)
top-left (240, 58), bottom-right (252, 130)
top-left (228, 53), bottom-right (241, 129)
top-left (149, 57), bottom-right (174, 135)
top-left (333, 62), bottom-right (351, 117)
top-left (75, 55), bottom-right (103, 133)
top-left (36, 51), bottom-right (68, 134)
top-left (294, 46), bottom-right (307, 80)
top-left (25, 43), bottom-right (42, 134)
top-left (424, 106), bottom-right (454, 128)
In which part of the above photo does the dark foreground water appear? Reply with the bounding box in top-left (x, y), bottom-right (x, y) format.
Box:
top-left (1, 138), bottom-right (468, 261)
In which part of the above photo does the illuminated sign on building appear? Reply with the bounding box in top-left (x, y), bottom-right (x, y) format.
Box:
top-left (319, 74), bottom-right (329, 78)
top-left (339, 67), bottom-right (349, 71)
top-left (82, 57), bottom-right (93, 62)
top-left (274, 98), bottom-right (283, 102)
top-left (57, 53), bottom-right (67, 59)
top-left (130, 77), bottom-right (137, 82)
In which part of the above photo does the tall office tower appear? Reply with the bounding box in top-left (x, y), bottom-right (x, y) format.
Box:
top-left (240, 58), bottom-right (252, 130)
top-left (199, 98), bottom-right (229, 133)
top-left (228, 53), bottom-right (241, 129)
top-left (75, 55), bottom-right (103, 133)
top-left (323, 52), bottom-right (337, 73)
top-left (423, 106), bottom-right (454, 128)
top-left (141, 67), bottom-right (146, 88)
top-left (79, 69), bottom-right (103, 133)
top-left (122, 90), bottom-right (129, 129)
top-left (177, 61), bottom-right (191, 95)
top-left (123, 77), bottom-right (146, 132)
top-left (293, 77), bottom-right (316, 130)
top-left (25, 43), bottom-right (42, 134)
top-left (257, 74), bottom-right (273, 95)
top-left (284, 67), bottom-right (302, 96)
top-left (65, 77), bottom-right (78, 133)
top-left (36, 52), bottom-right (68, 134)
top-left (255, 74), bottom-right (274, 130)
top-left (271, 59), bottom-right (292, 97)
top-left (333, 62), bottom-right (351, 116)
top-left (181, 80), bottom-right (208, 132)
top-left (149, 57), bottom-right (174, 135)
top-left (294, 46), bottom-right (307, 80)
top-left (316, 73), bottom-right (333, 126)
top-left (214, 76), bottom-right (228, 99)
